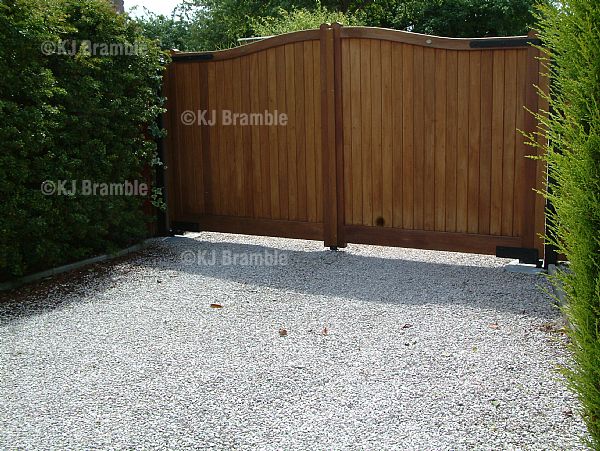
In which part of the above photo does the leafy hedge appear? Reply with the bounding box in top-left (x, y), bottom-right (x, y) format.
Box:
top-left (0, 0), bottom-right (168, 280)
top-left (536, 0), bottom-right (600, 446)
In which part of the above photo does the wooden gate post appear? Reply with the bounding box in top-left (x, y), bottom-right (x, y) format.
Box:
top-left (320, 23), bottom-right (346, 249)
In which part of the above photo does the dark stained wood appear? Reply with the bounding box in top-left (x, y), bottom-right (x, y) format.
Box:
top-left (320, 24), bottom-right (338, 247)
top-left (332, 23), bottom-right (346, 245)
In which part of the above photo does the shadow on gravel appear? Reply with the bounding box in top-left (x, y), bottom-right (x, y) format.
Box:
top-left (0, 236), bottom-right (551, 324)
top-left (149, 236), bottom-right (550, 318)
top-left (0, 246), bottom-right (168, 327)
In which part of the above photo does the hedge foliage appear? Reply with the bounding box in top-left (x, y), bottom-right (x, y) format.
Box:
top-left (0, 0), bottom-right (169, 280)
top-left (536, 0), bottom-right (600, 446)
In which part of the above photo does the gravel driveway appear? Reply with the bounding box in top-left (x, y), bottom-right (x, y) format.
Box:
top-left (0, 232), bottom-right (588, 450)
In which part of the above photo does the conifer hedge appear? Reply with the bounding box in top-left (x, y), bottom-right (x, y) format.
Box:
top-left (536, 0), bottom-right (600, 446)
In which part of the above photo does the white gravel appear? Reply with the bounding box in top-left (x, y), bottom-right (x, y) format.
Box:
top-left (0, 232), bottom-right (589, 450)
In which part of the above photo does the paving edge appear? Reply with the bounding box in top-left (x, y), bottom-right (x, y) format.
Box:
top-left (0, 238), bottom-right (161, 292)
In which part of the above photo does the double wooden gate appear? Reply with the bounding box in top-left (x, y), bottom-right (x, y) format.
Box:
top-left (163, 24), bottom-right (548, 261)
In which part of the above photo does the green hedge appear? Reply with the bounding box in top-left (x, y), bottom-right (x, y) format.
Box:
top-left (0, 0), bottom-right (168, 280)
top-left (536, 0), bottom-right (600, 447)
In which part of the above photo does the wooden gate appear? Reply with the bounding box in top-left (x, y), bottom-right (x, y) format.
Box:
top-left (163, 24), bottom-right (548, 262)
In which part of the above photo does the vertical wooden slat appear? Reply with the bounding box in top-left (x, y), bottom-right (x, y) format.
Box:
top-left (371, 40), bottom-right (383, 226)
top-left (456, 51), bottom-right (469, 233)
top-left (467, 51), bottom-right (481, 234)
top-left (267, 48), bottom-right (280, 219)
top-left (423, 47), bottom-right (436, 231)
top-left (392, 43), bottom-right (403, 229)
top-left (240, 57), bottom-right (253, 218)
top-left (249, 54), bottom-right (262, 218)
top-left (381, 40), bottom-right (393, 228)
top-left (276, 45), bottom-right (289, 220)
top-left (360, 39), bottom-right (373, 227)
top-left (413, 45), bottom-right (424, 230)
top-left (304, 42), bottom-right (317, 222)
top-left (258, 51), bottom-right (271, 218)
top-left (189, 63), bottom-right (204, 216)
top-left (232, 57), bottom-right (244, 216)
top-left (294, 42), bottom-right (307, 221)
top-left (285, 44), bottom-right (298, 220)
top-left (350, 39), bottom-right (362, 225)
top-left (502, 50), bottom-right (517, 236)
top-left (402, 44), bottom-right (414, 230)
top-left (199, 63), bottom-right (212, 215)
top-left (479, 50), bottom-right (493, 235)
top-left (513, 50), bottom-right (527, 238)
top-left (342, 39), bottom-right (353, 225)
top-left (434, 49), bottom-right (447, 232)
top-left (178, 64), bottom-right (195, 216)
top-left (207, 63), bottom-right (220, 215)
top-left (313, 41), bottom-right (323, 223)
top-left (445, 50), bottom-right (458, 233)
top-left (490, 50), bottom-right (505, 235)
top-left (223, 59), bottom-right (236, 216)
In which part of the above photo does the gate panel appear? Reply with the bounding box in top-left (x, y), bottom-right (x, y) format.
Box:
top-left (337, 27), bottom-right (546, 257)
top-left (164, 24), bottom-right (547, 260)
top-left (164, 31), bottom-right (325, 240)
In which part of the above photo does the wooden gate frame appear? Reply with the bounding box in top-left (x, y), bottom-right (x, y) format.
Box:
top-left (164, 23), bottom-right (548, 263)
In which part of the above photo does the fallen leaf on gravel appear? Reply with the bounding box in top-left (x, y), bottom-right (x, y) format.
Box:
top-left (491, 400), bottom-right (500, 408)
top-left (279, 328), bottom-right (288, 337)
top-left (489, 322), bottom-right (500, 330)
top-left (210, 303), bottom-right (223, 309)
top-left (322, 327), bottom-right (328, 335)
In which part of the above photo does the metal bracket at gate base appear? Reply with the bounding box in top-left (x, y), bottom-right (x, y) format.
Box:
top-left (170, 221), bottom-right (200, 235)
top-left (496, 246), bottom-right (540, 265)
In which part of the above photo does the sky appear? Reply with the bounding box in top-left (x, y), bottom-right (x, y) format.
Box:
top-left (125, 0), bottom-right (182, 17)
